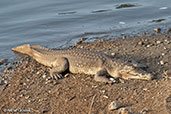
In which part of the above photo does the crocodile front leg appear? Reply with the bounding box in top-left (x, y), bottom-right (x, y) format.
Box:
top-left (50, 57), bottom-right (69, 79)
top-left (94, 70), bottom-right (115, 83)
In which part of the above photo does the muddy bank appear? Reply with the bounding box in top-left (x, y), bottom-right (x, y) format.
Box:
top-left (0, 33), bottom-right (171, 114)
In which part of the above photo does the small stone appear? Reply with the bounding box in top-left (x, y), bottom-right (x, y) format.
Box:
top-left (28, 99), bottom-right (31, 103)
top-left (143, 88), bottom-right (148, 91)
top-left (154, 28), bottom-right (161, 33)
top-left (138, 41), bottom-right (144, 45)
top-left (162, 53), bottom-right (165, 56)
top-left (23, 82), bottom-right (27, 86)
top-left (164, 39), bottom-right (170, 44)
top-left (80, 37), bottom-right (87, 41)
top-left (36, 71), bottom-right (40, 74)
top-left (0, 59), bottom-right (7, 65)
top-left (80, 46), bottom-right (84, 48)
top-left (25, 96), bottom-right (29, 99)
top-left (109, 77), bottom-right (115, 81)
top-left (3, 66), bottom-right (12, 73)
top-left (111, 53), bottom-right (115, 56)
top-left (156, 40), bottom-right (161, 44)
top-left (160, 60), bottom-right (165, 65)
top-left (146, 44), bottom-right (151, 47)
top-left (108, 101), bottom-right (120, 111)
top-left (42, 74), bottom-right (46, 78)
top-left (74, 41), bottom-right (82, 46)
top-left (101, 90), bottom-right (106, 93)
top-left (103, 95), bottom-right (109, 99)
top-left (118, 108), bottom-right (131, 114)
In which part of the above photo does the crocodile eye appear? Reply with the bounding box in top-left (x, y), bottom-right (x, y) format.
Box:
top-left (125, 66), bottom-right (134, 70)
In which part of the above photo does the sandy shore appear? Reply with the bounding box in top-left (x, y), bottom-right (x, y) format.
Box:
top-left (0, 33), bottom-right (171, 114)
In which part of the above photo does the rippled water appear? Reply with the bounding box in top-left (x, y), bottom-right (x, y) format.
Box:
top-left (0, 0), bottom-right (171, 59)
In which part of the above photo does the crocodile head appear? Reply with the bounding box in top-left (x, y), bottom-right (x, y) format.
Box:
top-left (11, 44), bottom-right (33, 56)
top-left (118, 65), bottom-right (154, 80)
top-left (107, 60), bottom-right (153, 80)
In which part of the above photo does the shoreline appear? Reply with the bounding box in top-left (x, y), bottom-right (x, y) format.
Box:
top-left (0, 33), bottom-right (171, 114)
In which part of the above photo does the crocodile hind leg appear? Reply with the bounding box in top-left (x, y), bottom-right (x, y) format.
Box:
top-left (50, 57), bottom-right (69, 80)
top-left (94, 70), bottom-right (115, 83)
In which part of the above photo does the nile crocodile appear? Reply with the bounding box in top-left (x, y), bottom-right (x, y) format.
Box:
top-left (12, 44), bottom-right (153, 83)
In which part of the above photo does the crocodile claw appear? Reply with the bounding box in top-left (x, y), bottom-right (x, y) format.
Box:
top-left (51, 74), bottom-right (63, 80)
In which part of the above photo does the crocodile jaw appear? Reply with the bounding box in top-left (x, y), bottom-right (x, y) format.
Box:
top-left (12, 44), bottom-right (31, 54)
top-left (119, 68), bottom-right (153, 80)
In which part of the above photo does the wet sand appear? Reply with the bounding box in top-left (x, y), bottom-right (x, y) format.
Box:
top-left (0, 33), bottom-right (171, 114)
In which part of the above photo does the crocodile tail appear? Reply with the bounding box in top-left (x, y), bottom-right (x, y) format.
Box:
top-left (11, 44), bottom-right (33, 56)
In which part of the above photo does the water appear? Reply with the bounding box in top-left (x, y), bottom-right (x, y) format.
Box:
top-left (0, 0), bottom-right (171, 60)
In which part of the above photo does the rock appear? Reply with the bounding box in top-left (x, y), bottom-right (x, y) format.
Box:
top-left (160, 60), bottom-right (165, 65)
top-left (164, 39), bottom-right (170, 44)
top-left (42, 74), bottom-right (46, 78)
top-left (3, 66), bottom-right (12, 73)
top-left (103, 95), bottom-right (109, 99)
top-left (118, 108), bottom-right (131, 114)
top-left (153, 28), bottom-right (161, 33)
top-left (0, 59), bottom-right (7, 65)
top-left (111, 53), bottom-right (116, 56)
top-left (80, 37), bottom-right (87, 42)
top-left (74, 41), bottom-right (82, 46)
top-left (138, 41), bottom-right (144, 46)
top-left (162, 53), bottom-right (165, 56)
top-left (146, 44), bottom-right (151, 48)
top-left (108, 101), bottom-right (120, 111)
top-left (156, 40), bottom-right (161, 44)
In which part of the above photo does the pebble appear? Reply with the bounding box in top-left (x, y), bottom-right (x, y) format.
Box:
top-left (111, 53), bottom-right (115, 56)
top-left (36, 71), bottom-right (40, 74)
top-left (153, 28), bottom-right (161, 33)
top-left (103, 95), bottom-right (109, 99)
top-left (162, 53), bottom-right (165, 56)
top-left (164, 39), bottom-right (170, 44)
top-left (108, 101), bottom-right (120, 111)
top-left (80, 37), bottom-right (87, 41)
top-left (3, 66), bottom-right (12, 73)
top-left (138, 41), bottom-right (144, 46)
top-left (156, 40), bottom-right (161, 44)
top-left (101, 90), bottom-right (106, 93)
top-left (74, 41), bottom-right (82, 46)
top-left (160, 60), bottom-right (165, 65)
top-left (25, 96), bottom-right (29, 99)
top-left (0, 59), bottom-right (7, 65)
top-left (146, 44), bottom-right (151, 48)
top-left (118, 108), bottom-right (131, 114)
top-left (143, 88), bottom-right (148, 91)
top-left (42, 74), bottom-right (46, 78)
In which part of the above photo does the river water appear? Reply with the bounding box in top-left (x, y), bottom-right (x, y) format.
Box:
top-left (0, 0), bottom-right (171, 60)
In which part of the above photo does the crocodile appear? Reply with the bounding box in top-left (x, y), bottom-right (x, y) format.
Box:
top-left (12, 44), bottom-right (153, 83)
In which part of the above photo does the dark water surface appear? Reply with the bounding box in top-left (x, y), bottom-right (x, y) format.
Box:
top-left (0, 0), bottom-right (171, 59)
